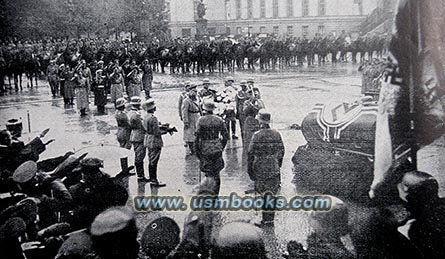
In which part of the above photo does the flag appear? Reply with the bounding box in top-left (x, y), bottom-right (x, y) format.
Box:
top-left (370, 0), bottom-right (445, 199)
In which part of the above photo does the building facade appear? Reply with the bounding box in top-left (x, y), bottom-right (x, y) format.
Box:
top-left (167, 0), bottom-right (380, 38)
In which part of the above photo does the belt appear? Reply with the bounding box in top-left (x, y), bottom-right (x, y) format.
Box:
top-left (189, 110), bottom-right (200, 113)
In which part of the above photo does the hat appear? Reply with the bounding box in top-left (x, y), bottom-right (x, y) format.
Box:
top-left (202, 100), bottom-right (216, 111)
top-left (225, 76), bottom-right (234, 82)
top-left (59, 64), bottom-right (65, 69)
top-left (142, 98), bottom-right (156, 111)
top-left (240, 80), bottom-right (247, 86)
top-left (184, 81), bottom-right (192, 87)
top-left (247, 78), bottom-right (254, 83)
top-left (257, 110), bottom-right (271, 124)
top-left (203, 78), bottom-right (210, 84)
top-left (13, 161), bottom-right (37, 183)
top-left (130, 96), bottom-right (142, 106)
top-left (186, 83), bottom-right (197, 91)
top-left (0, 217), bottom-right (26, 240)
top-left (91, 207), bottom-right (134, 236)
top-left (56, 230), bottom-right (93, 258)
top-left (141, 216), bottom-right (180, 258)
top-left (115, 98), bottom-right (126, 109)
top-left (6, 118), bottom-right (22, 127)
top-left (80, 157), bottom-right (103, 170)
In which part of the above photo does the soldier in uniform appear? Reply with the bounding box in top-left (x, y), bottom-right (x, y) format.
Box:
top-left (69, 158), bottom-right (128, 229)
top-left (212, 221), bottom-right (267, 259)
top-left (46, 60), bottom-right (59, 97)
top-left (236, 80), bottom-right (249, 140)
top-left (194, 100), bottom-right (229, 195)
top-left (109, 62), bottom-right (124, 105)
top-left (198, 78), bottom-right (216, 103)
top-left (142, 99), bottom-right (167, 187)
top-left (73, 62), bottom-right (90, 116)
top-left (247, 110), bottom-right (284, 227)
top-left (178, 81), bottom-right (191, 121)
top-left (126, 63), bottom-right (141, 98)
top-left (115, 98), bottom-right (131, 149)
top-left (141, 59), bottom-right (153, 99)
top-left (93, 61), bottom-right (107, 115)
top-left (242, 105), bottom-right (260, 152)
top-left (128, 96), bottom-right (147, 181)
top-left (223, 76), bottom-right (238, 139)
top-left (182, 84), bottom-right (201, 155)
top-left (12, 160), bottom-right (73, 228)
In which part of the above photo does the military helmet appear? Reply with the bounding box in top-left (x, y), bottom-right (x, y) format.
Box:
top-left (141, 216), bottom-right (180, 259)
top-left (213, 222), bottom-right (267, 259)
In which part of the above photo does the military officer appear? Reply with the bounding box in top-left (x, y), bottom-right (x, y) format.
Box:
top-left (141, 59), bottom-right (153, 99)
top-left (194, 100), bottom-right (229, 195)
top-left (223, 77), bottom-right (238, 139)
top-left (182, 83), bottom-right (201, 155)
top-left (247, 110), bottom-right (284, 227)
top-left (128, 96), bottom-right (147, 181)
top-left (115, 98), bottom-right (131, 149)
top-left (198, 78), bottom-right (216, 102)
top-left (69, 158), bottom-right (128, 229)
top-left (178, 81), bottom-right (191, 121)
top-left (142, 99), bottom-right (167, 187)
top-left (236, 80), bottom-right (249, 139)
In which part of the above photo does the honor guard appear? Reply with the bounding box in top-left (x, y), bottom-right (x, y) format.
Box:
top-left (142, 99), bottom-right (167, 187)
top-left (128, 96), bottom-right (147, 180)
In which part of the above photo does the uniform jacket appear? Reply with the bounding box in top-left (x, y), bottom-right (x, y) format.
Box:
top-left (243, 116), bottom-right (260, 148)
top-left (115, 110), bottom-right (131, 142)
top-left (195, 114), bottom-right (229, 174)
top-left (182, 97), bottom-right (201, 142)
top-left (247, 126), bottom-right (284, 181)
top-left (178, 92), bottom-right (187, 120)
top-left (129, 109), bottom-right (145, 143)
top-left (143, 112), bottom-right (163, 149)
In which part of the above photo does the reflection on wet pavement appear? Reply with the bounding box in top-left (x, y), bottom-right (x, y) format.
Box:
top-left (2, 64), bottom-right (444, 258)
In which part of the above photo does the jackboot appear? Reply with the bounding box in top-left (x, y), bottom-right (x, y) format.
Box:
top-left (120, 157), bottom-right (135, 176)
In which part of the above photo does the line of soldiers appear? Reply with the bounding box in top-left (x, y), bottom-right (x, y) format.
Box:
top-left (114, 96), bottom-right (177, 186)
top-left (0, 33), bottom-right (388, 96)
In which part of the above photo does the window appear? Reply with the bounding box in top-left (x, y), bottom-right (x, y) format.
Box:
top-left (182, 28), bottom-right (191, 37)
top-left (260, 0), bottom-right (266, 18)
top-left (287, 0), bottom-right (294, 17)
top-left (318, 25), bottom-right (325, 34)
top-left (226, 27), bottom-right (231, 35)
top-left (273, 0), bottom-right (279, 18)
top-left (236, 27), bottom-right (242, 35)
top-left (260, 26), bottom-right (266, 33)
top-left (273, 26), bottom-right (279, 34)
top-left (236, 0), bottom-right (241, 19)
top-left (302, 25), bottom-right (309, 37)
top-left (247, 0), bottom-right (253, 19)
top-left (287, 25), bottom-right (294, 35)
top-left (318, 0), bottom-right (326, 16)
top-left (302, 0), bottom-right (309, 17)
top-left (208, 27), bottom-right (216, 35)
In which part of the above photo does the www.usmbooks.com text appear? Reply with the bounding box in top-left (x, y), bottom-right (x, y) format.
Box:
top-left (133, 192), bottom-right (332, 212)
